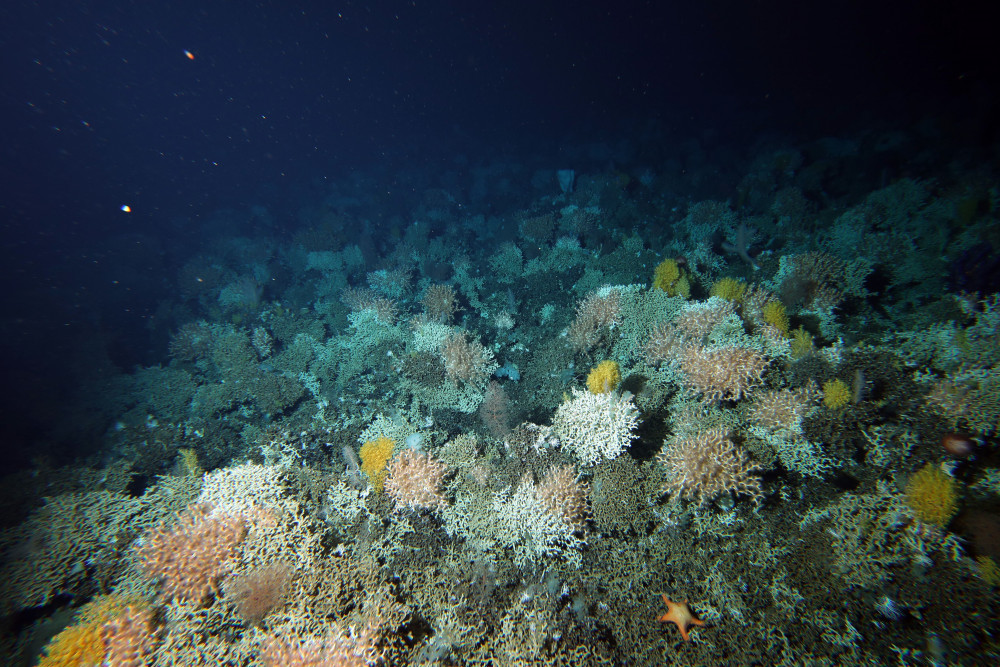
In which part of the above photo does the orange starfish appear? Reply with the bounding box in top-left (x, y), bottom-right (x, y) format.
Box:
top-left (657, 595), bottom-right (705, 641)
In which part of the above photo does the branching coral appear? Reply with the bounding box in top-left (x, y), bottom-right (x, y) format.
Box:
top-left (535, 464), bottom-right (590, 529)
top-left (679, 345), bottom-right (768, 402)
top-left (442, 331), bottom-right (495, 386)
top-left (567, 288), bottom-right (622, 352)
top-left (658, 428), bottom-right (763, 505)
top-left (136, 502), bottom-right (248, 603)
top-left (421, 284), bottom-right (460, 324)
top-left (259, 627), bottom-right (377, 667)
top-left (551, 388), bottom-right (639, 465)
top-left (385, 449), bottom-right (449, 511)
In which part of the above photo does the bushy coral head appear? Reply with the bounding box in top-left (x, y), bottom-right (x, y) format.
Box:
top-left (653, 258), bottom-right (690, 297)
top-left (136, 502), bottom-right (248, 603)
top-left (761, 300), bottom-right (790, 336)
top-left (789, 326), bottom-right (814, 359)
top-left (552, 388), bottom-right (639, 465)
top-left (360, 436), bottom-right (395, 493)
top-left (822, 378), bottom-right (851, 409)
top-left (680, 345), bottom-right (768, 402)
top-left (905, 464), bottom-right (959, 527)
top-left (710, 277), bottom-right (746, 302)
top-left (385, 449), bottom-right (448, 511)
top-left (587, 360), bottom-right (621, 394)
top-left (658, 428), bottom-right (763, 505)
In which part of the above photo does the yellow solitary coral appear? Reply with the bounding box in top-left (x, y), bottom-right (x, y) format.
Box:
top-left (822, 379), bottom-right (851, 409)
top-left (710, 277), bottom-right (746, 302)
top-left (790, 327), bottom-right (814, 359)
top-left (905, 464), bottom-right (959, 527)
top-left (360, 436), bottom-right (395, 493)
top-left (587, 360), bottom-right (621, 394)
top-left (761, 301), bottom-right (790, 337)
top-left (653, 258), bottom-right (690, 297)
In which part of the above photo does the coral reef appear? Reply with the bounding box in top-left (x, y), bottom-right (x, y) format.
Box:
top-left (6, 118), bottom-right (1000, 667)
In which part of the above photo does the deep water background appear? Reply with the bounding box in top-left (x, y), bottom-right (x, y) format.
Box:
top-left (1, 0), bottom-right (998, 470)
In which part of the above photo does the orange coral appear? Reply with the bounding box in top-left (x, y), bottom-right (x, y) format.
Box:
top-left (535, 464), bottom-right (590, 529)
top-left (37, 621), bottom-right (105, 667)
top-left (658, 428), bottom-right (762, 505)
top-left (37, 596), bottom-right (150, 667)
top-left (567, 289), bottom-right (621, 352)
top-left (442, 331), bottom-right (491, 385)
top-left (101, 606), bottom-right (155, 667)
top-left (421, 284), bottom-right (460, 323)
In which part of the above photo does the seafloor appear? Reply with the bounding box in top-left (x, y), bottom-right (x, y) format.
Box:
top-left (2, 128), bottom-right (1000, 666)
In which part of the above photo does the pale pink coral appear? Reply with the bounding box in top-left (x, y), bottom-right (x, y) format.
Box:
top-left (136, 503), bottom-right (247, 603)
top-left (567, 288), bottom-right (622, 352)
top-left (658, 428), bottom-right (762, 505)
top-left (385, 450), bottom-right (448, 511)
top-left (679, 345), bottom-right (768, 402)
top-left (442, 331), bottom-right (492, 385)
top-left (535, 464), bottom-right (590, 529)
top-left (101, 606), bottom-right (155, 667)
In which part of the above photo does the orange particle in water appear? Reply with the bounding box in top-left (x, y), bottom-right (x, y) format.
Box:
top-left (183, 50), bottom-right (195, 60)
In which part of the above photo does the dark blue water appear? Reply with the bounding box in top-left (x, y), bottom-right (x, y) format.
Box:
top-left (2, 0), bottom-right (995, 466)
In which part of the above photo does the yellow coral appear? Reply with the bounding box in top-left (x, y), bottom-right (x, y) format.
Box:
top-left (790, 327), bottom-right (814, 359)
top-left (587, 360), bottom-right (621, 394)
top-left (177, 448), bottom-right (202, 477)
top-left (653, 259), bottom-right (689, 297)
top-left (38, 594), bottom-right (144, 667)
top-left (976, 555), bottom-right (1000, 587)
top-left (761, 301), bottom-right (789, 336)
top-left (38, 622), bottom-right (105, 667)
top-left (905, 464), bottom-right (959, 527)
top-left (710, 277), bottom-right (746, 302)
top-left (822, 379), bottom-right (851, 409)
top-left (360, 436), bottom-right (395, 493)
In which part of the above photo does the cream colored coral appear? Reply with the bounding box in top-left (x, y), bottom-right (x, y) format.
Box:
top-left (385, 450), bottom-right (449, 511)
top-left (551, 388), bottom-right (639, 465)
top-left (658, 428), bottom-right (763, 505)
top-left (680, 345), bottom-right (768, 402)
